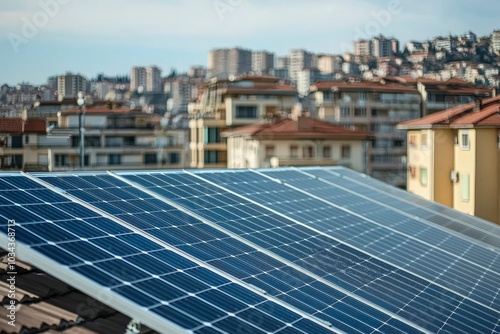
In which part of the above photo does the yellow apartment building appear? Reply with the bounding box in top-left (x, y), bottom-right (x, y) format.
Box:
top-left (398, 96), bottom-right (500, 224)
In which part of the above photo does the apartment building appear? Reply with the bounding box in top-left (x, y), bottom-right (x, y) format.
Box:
top-left (131, 66), bottom-right (162, 92)
top-left (309, 80), bottom-right (421, 186)
top-left (391, 76), bottom-right (492, 115)
top-left (146, 66), bottom-right (162, 92)
top-left (57, 73), bottom-right (86, 101)
top-left (316, 54), bottom-right (343, 74)
top-left (223, 116), bottom-right (371, 171)
top-left (288, 49), bottom-right (316, 84)
top-left (398, 96), bottom-right (500, 224)
top-left (371, 35), bottom-right (399, 57)
top-left (188, 75), bottom-right (298, 168)
top-left (0, 105), bottom-right (188, 172)
top-left (0, 118), bottom-right (47, 170)
top-left (208, 48), bottom-right (252, 78)
top-left (354, 40), bottom-right (372, 56)
top-left (251, 51), bottom-right (275, 74)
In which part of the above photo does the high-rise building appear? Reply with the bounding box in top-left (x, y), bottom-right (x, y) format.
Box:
top-left (354, 40), bottom-right (372, 56)
top-left (288, 49), bottom-right (315, 83)
top-left (57, 73), bottom-right (86, 101)
top-left (251, 51), bottom-right (275, 74)
top-left (146, 66), bottom-right (162, 92)
top-left (130, 67), bottom-right (147, 92)
top-left (276, 56), bottom-right (290, 69)
top-left (371, 35), bottom-right (397, 57)
top-left (208, 48), bottom-right (252, 78)
top-left (131, 66), bottom-right (162, 92)
top-left (316, 54), bottom-right (343, 74)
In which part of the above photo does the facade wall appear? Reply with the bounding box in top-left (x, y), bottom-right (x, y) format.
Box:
top-left (432, 129), bottom-right (454, 206)
top-left (453, 129), bottom-right (476, 216)
top-left (474, 129), bottom-right (499, 223)
top-left (407, 130), bottom-right (433, 199)
top-left (227, 138), bottom-right (365, 172)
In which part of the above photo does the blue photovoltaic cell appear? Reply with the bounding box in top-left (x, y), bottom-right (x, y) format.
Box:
top-left (40, 173), bottom-right (416, 334)
top-left (0, 174), bottom-right (335, 334)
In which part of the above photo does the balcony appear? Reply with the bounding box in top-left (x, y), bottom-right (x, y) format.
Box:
top-left (268, 156), bottom-right (338, 167)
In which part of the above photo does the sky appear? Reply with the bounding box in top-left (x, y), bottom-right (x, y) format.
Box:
top-left (1, 0), bottom-right (499, 86)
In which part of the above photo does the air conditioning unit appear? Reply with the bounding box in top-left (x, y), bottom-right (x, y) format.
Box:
top-left (450, 170), bottom-right (459, 183)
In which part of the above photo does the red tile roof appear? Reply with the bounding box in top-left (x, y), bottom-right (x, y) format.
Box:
top-left (398, 96), bottom-right (500, 128)
top-left (0, 118), bottom-right (46, 134)
top-left (311, 80), bottom-right (418, 93)
top-left (222, 117), bottom-right (372, 140)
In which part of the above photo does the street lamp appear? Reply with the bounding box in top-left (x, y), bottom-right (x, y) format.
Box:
top-left (77, 92), bottom-right (85, 169)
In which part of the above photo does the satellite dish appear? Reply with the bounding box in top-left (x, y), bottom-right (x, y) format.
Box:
top-left (160, 118), bottom-right (169, 127)
top-left (167, 98), bottom-right (174, 112)
top-left (270, 156), bottom-right (279, 168)
top-left (137, 85), bottom-right (144, 94)
top-left (228, 74), bottom-right (236, 81)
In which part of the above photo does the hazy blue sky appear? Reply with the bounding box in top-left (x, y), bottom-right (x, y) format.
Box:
top-left (1, 0), bottom-right (499, 85)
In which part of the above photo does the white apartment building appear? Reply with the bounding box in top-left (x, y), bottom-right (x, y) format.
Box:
top-left (57, 73), bottom-right (86, 101)
top-left (131, 66), bottom-right (162, 92)
top-left (208, 48), bottom-right (252, 78)
top-left (251, 51), bottom-right (275, 74)
top-left (288, 49), bottom-right (315, 84)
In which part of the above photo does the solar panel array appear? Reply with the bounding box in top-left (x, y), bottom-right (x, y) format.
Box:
top-left (0, 167), bottom-right (499, 334)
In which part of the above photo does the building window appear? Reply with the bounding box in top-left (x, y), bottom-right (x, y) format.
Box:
top-left (25, 135), bottom-right (29, 144)
top-left (354, 107), bottom-right (367, 117)
top-left (420, 167), bottom-right (428, 186)
top-left (235, 105), bottom-right (258, 118)
top-left (409, 166), bottom-right (416, 179)
top-left (421, 133), bottom-right (428, 150)
top-left (108, 154), bottom-right (121, 165)
top-left (461, 173), bottom-right (470, 202)
top-left (144, 153), bottom-right (157, 165)
top-left (290, 145), bottom-right (298, 159)
top-left (11, 135), bottom-right (23, 149)
top-left (204, 150), bottom-right (224, 164)
top-left (123, 136), bottom-right (135, 146)
top-left (409, 135), bottom-right (417, 148)
top-left (341, 145), bottom-right (351, 159)
top-left (204, 127), bottom-right (221, 144)
top-left (340, 107), bottom-right (350, 117)
top-left (323, 145), bottom-right (332, 159)
top-left (461, 130), bottom-right (470, 150)
top-left (303, 146), bottom-right (314, 158)
top-left (169, 152), bottom-right (180, 164)
top-left (265, 145), bottom-right (275, 158)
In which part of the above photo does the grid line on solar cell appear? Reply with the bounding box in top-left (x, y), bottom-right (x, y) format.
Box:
top-left (114, 170), bottom-right (496, 333)
top-left (250, 169), bottom-right (500, 311)
top-left (1, 174), bottom-right (337, 334)
top-left (178, 168), bottom-right (500, 330)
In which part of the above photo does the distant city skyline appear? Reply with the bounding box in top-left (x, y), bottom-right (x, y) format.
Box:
top-left (1, 0), bottom-right (499, 85)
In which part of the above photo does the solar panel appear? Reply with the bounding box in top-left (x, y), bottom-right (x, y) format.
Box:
top-left (37, 172), bottom-right (421, 334)
top-left (1, 167), bottom-right (499, 334)
top-left (0, 173), bottom-right (336, 334)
